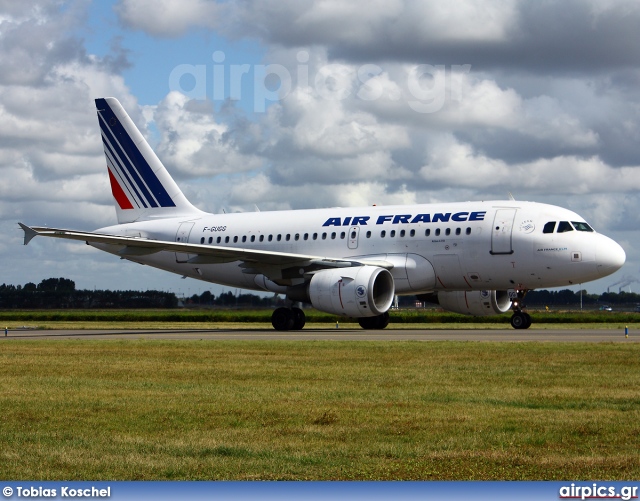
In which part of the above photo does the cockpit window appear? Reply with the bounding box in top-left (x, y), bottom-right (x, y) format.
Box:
top-left (557, 221), bottom-right (574, 233)
top-left (543, 222), bottom-right (556, 234)
top-left (572, 221), bottom-right (594, 232)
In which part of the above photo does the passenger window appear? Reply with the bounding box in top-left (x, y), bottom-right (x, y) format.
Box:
top-left (351, 231), bottom-right (356, 239)
top-left (435, 228), bottom-right (440, 236)
top-left (366, 231), bottom-right (371, 238)
top-left (304, 233), bottom-right (308, 240)
top-left (381, 230), bottom-right (386, 238)
top-left (200, 237), bottom-right (205, 244)
top-left (331, 232), bottom-right (336, 239)
top-left (557, 221), bottom-right (574, 233)
top-left (455, 228), bottom-right (461, 236)
top-left (250, 235), bottom-right (255, 242)
top-left (277, 234), bottom-right (282, 241)
top-left (233, 236), bottom-right (238, 243)
top-left (242, 236), bottom-right (247, 243)
top-left (313, 233), bottom-right (318, 240)
top-left (340, 232), bottom-right (345, 239)
top-left (259, 235), bottom-right (264, 242)
top-left (572, 222), bottom-right (594, 232)
top-left (225, 236), bottom-right (230, 243)
top-left (410, 229), bottom-right (415, 237)
top-left (390, 230), bottom-right (396, 238)
top-left (400, 230), bottom-right (405, 237)
top-left (217, 236), bottom-right (221, 244)
top-left (322, 233), bottom-right (327, 240)
top-left (285, 234), bottom-right (290, 241)
top-left (425, 229), bottom-right (430, 237)
top-left (208, 237), bottom-right (213, 244)
top-left (466, 228), bottom-right (471, 235)
top-left (543, 222), bottom-right (556, 234)
top-left (445, 228), bottom-right (451, 236)
top-left (268, 235), bottom-right (273, 242)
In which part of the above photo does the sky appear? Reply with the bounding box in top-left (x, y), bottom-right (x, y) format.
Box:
top-left (1, 0), bottom-right (639, 297)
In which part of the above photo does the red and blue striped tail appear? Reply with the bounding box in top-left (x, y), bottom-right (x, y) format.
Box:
top-left (95, 98), bottom-right (202, 223)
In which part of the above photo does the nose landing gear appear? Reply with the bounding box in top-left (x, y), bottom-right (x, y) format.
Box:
top-left (510, 290), bottom-right (532, 329)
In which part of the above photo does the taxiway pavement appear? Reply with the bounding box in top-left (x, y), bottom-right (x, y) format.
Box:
top-left (2, 327), bottom-right (636, 342)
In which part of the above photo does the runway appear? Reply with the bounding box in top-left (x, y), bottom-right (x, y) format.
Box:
top-left (2, 327), bottom-right (636, 342)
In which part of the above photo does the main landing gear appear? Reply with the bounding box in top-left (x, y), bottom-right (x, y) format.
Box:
top-left (271, 308), bottom-right (391, 331)
top-left (510, 290), bottom-right (532, 330)
top-left (271, 306), bottom-right (306, 331)
top-left (358, 312), bottom-right (390, 330)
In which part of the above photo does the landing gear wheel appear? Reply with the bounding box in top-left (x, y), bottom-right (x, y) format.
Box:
top-left (272, 307), bottom-right (294, 331)
top-left (358, 316), bottom-right (378, 329)
top-left (510, 311), bottom-right (531, 330)
top-left (291, 307), bottom-right (306, 330)
top-left (377, 311), bottom-right (390, 329)
top-left (358, 312), bottom-right (390, 330)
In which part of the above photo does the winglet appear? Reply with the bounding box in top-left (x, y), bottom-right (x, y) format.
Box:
top-left (18, 223), bottom-right (39, 245)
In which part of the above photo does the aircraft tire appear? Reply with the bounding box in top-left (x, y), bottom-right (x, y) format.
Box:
top-left (358, 312), bottom-right (390, 330)
top-left (291, 307), bottom-right (306, 330)
top-left (272, 307), bottom-right (294, 331)
top-left (358, 316), bottom-right (377, 329)
top-left (510, 312), bottom-right (531, 330)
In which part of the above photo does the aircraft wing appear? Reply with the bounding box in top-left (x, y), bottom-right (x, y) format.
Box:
top-left (19, 224), bottom-right (392, 283)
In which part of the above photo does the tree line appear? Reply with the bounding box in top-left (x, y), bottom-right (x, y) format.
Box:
top-left (0, 278), bottom-right (277, 309)
top-left (1, 278), bottom-right (638, 309)
top-left (396, 288), bottom-right (640, 308)
top-left (0, 278), bottom-right (177, 309)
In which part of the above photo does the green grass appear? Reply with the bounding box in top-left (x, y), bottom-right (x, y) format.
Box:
top-left (1, 308), bottom-right (639, 330)
top-left (1, 340), bottom-right (639, 480)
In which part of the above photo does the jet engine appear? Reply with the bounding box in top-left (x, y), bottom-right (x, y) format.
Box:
top-left (431, 290), bottom-right (512, 316)
top-left (303, 266), bottom-right (395, 317)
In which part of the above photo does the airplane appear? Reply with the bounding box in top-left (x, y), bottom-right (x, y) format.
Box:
top-left (19, 97), bottom-right (626, 330)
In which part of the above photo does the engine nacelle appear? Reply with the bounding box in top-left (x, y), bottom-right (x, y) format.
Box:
top-left (308, 266), bottom-right (395, 317)
top-left (436, 290), bottom-right (511, 316)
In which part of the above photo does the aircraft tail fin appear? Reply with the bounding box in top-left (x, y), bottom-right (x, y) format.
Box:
top-left (95, 97), bottom-right (203, 224)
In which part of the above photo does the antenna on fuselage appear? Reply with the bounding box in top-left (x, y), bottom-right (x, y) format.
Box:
top-left (508, 192), bottom-right (516, 201)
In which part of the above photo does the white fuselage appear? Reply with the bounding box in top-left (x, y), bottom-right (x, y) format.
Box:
top-left (92, 200), bottom-right (625, 295)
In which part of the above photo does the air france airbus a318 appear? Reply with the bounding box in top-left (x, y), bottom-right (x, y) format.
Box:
top-left (20, 98), bottom-right (626, 330)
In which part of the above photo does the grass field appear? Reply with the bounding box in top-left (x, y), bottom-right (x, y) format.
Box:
top-left (1, 308), bottom-right (639, 330)
top-left (1, 339), bottom-right (639, 480)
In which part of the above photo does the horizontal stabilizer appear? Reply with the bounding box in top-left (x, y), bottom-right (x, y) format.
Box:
top-left (18, 223), bottom-right (39, 246)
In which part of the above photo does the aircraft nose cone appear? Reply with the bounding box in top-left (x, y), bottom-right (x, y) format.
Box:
top-left (596, 237), bottom-right (626, 278)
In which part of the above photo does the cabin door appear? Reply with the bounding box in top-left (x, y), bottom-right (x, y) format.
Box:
top-left (491, 209), bottom-right (516, 255)
top-left (175, 222), bottom-right (195, 263)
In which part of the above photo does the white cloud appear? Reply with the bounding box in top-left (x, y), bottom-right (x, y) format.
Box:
top-left (0, 2), bottom-right (140, 235)
top-left (278, 87), bottom-right (410, 157)
top-left (398, 0), bottom-right (518, 43)
top-left (116, 0), bottom-right (220, 37)
top-left (151, 92), bottom-right (264, 178)
top-left (418, 135), bottom-right (640, 197)
top-left (2, 0), bottom-right (639, 293)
